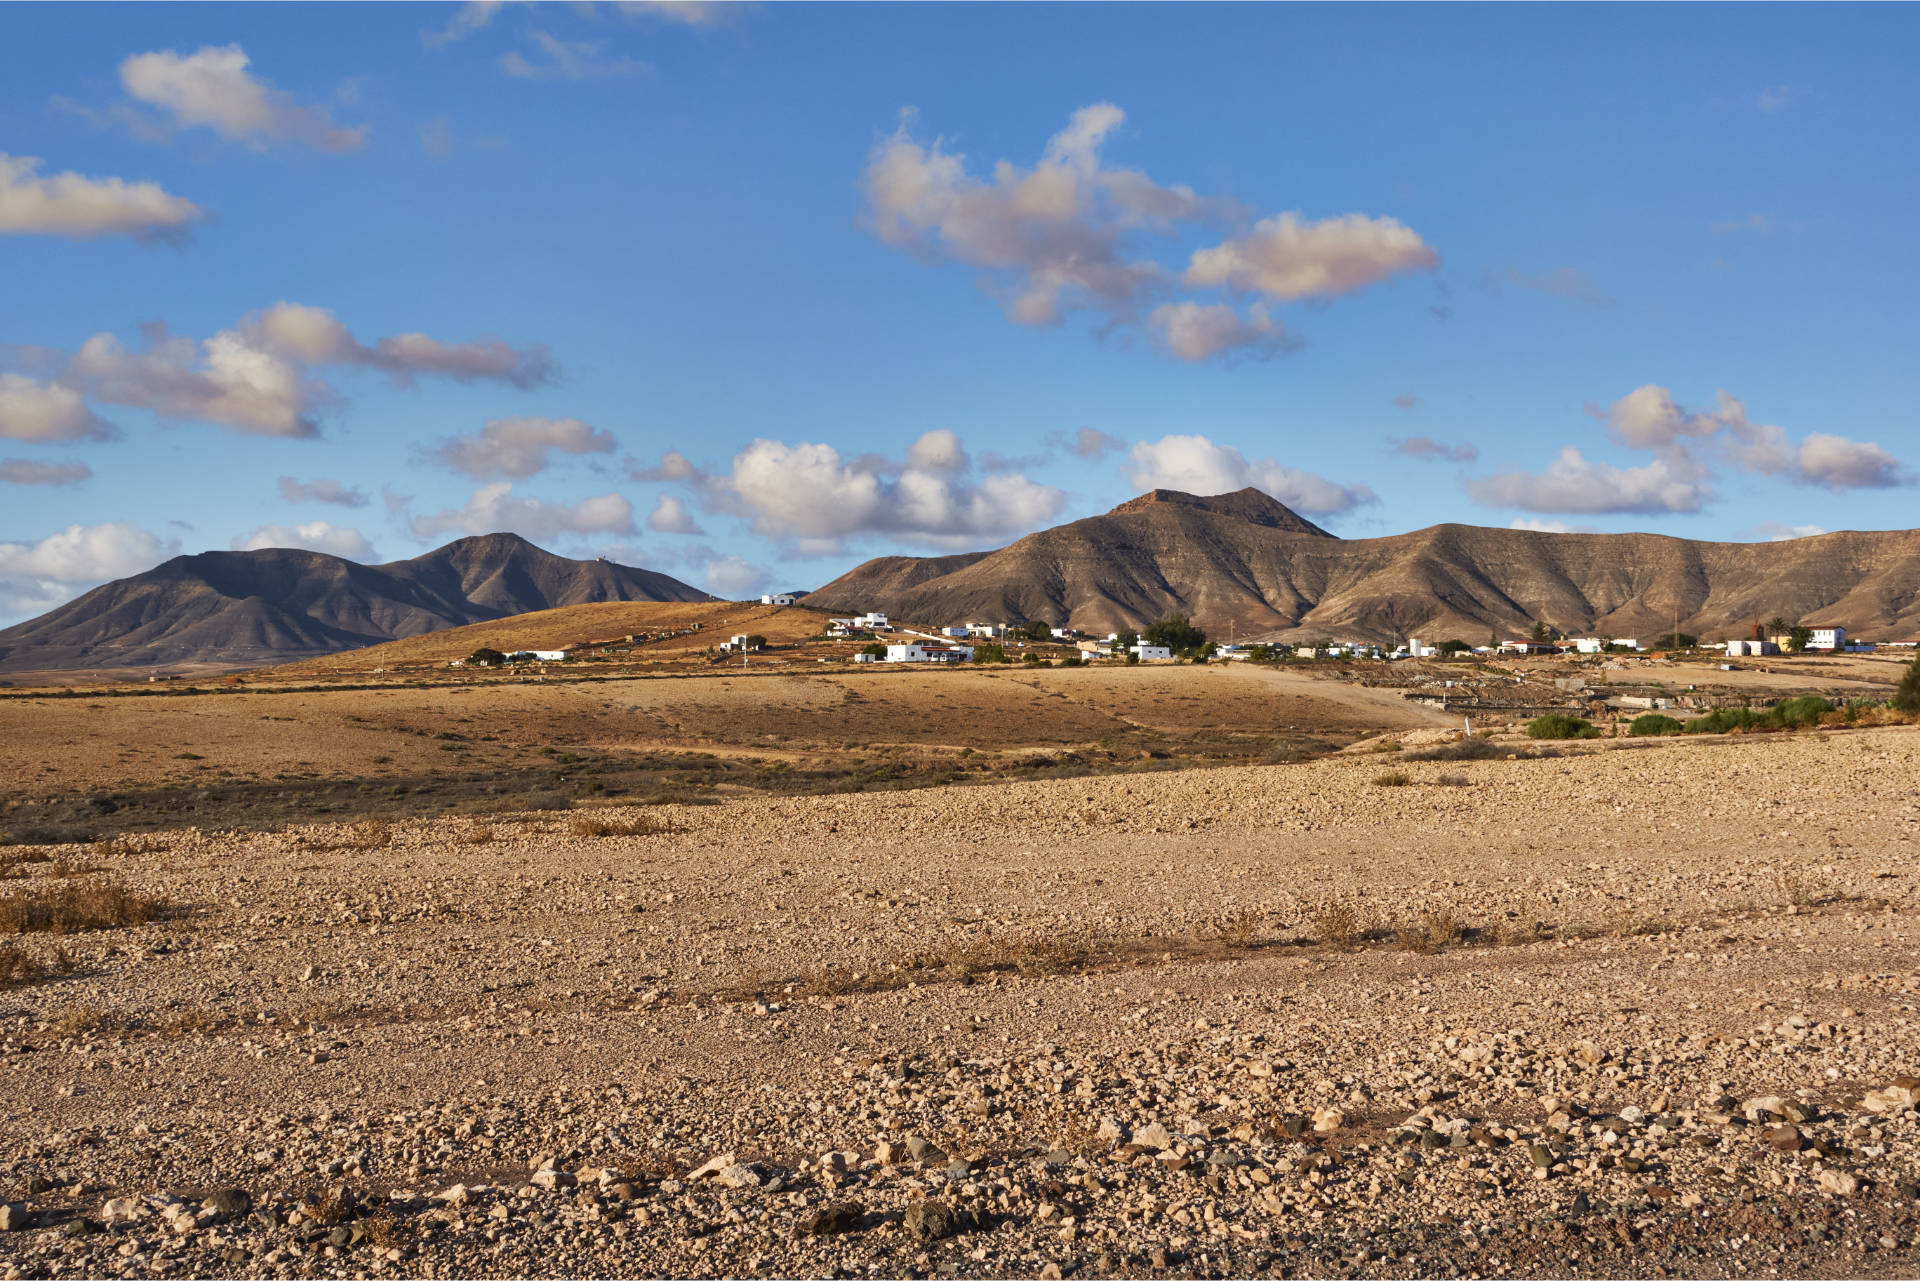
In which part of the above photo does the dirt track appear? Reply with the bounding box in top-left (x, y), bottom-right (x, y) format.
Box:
top-left (3, 722), bottom-right (1919, 1278)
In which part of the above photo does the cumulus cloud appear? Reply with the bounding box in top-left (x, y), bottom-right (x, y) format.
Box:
top-left (646, 494), bottom-right (704, 535)
top-left (1500, 265), bottom-right (1612, 307)
top-left (0, 373), bottom-right (117, 442)
top-left (422, 416), bottom-right (616, 479)
top-left (0, 459), bottom-right (91, 486)
top-left (1597, 385), bottom-right (1907, 491)
top-left (1184, 212), bottom-right (1438, 303)
top-left (230, 521), bottom-right (375, 559)
top-left (0, 521), bottom-right (178, 583)
top-left (613, 1), bottom-right (737, 25)
top-left (1466, 447), bottom-right (1707, 515)
top-left (0, 153), bottom-right (205, 243)
top-left (501, 31), bottom-right (644, 80)
top-left (423, 0), bottom-right (508, 47)
top-left (114, 45), bottom-right (367, 152)
top-left (1392, 436), bottom-right (1479, 464)
top-left (1125, 434), bottom-right (1376, 515)
top-left (1148, 301), bottom-right (1298, 363)
top-left (643, 429), bottom-right (1068, 550)
top-left (409, 483), bottom-right (635, 541)
top-left (703, 554), bottom-right (769, 599)
top-left (17, 302), bottom-right (552, 438)
top-left (277, 476), bottom-right (368, 507)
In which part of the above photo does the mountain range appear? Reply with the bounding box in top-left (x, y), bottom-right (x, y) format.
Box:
top-left (0, 533), bottom-right (708, 674)
top-left (809, 488), bottom-right (1920, 643)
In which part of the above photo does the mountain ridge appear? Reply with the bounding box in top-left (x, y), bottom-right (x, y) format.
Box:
top-left (808, 489), bottom-right (1920, 642)
top-left (0, 534), bottom-right (710, 673)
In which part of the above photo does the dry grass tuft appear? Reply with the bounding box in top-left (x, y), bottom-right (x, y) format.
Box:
top-left (95, 833), bottom-right (171, 857)
top-left (341, 819), bottom-right (392, 850)
top-left (0, 876), bottom-right (169, 935)
top-left (567, 812), bottom-right (672, 839)
top-left (1435, 773), bottom-right (1472, 788)
top-left (1312, 899), bottom-right (1370, 950)
top-left (49, 1003), bottom-right (125, 1037)
top-left (454, 822), bottom-right (497, 845)
top-left (0, 943), bottom-right (73, 989)
top-left (1398, 907), bottom-right (1465, 953)
top-left (1371, 770), bottom-right (1412, 787)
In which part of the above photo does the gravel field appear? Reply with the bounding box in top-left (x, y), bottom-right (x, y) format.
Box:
top-left (3, 724), bottom-right (1919, 1278)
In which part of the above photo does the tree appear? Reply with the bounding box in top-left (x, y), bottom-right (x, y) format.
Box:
top-left (1144, 613), bottom-right (1207, 653)
top-left (1894, 653), bottom-right (1920, 713)
top-left (973, 642), bottom-right (1010, 663)
top-left (1650, 632), bottom-right (1697, 650)
top-left (1435, 639), bottom-right (1472, 656)
top-left (1767, 616), bottom-right (1791, 638)
top-left (467, 647), bottom-right (507, 667)
top-left (1529, 620), bottom-right (1551, 644)
top-left (743, 634), bottom-right (768, 651)
top-left (1786, 626), bottom-right (1813, 653)
top-left (859, 641), bottom-right (886, 658)
top-left (1014, 619), bottom-right (1052, 642)
top-left (1112, 627), bottom-right (1140, 655)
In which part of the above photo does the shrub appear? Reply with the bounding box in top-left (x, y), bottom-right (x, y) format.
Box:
top-left (973, 643), bottom-right (1011, 664)
top-left (467, 647), bottom-right (507, 668)
top-left (1404, 736), bottom-right (1508, 762)
top-left (0, 877), bottom-right (168, 935)
top-left (0, 943), bottom-right (72, 989)
top-left (1371, 770), bottom-right (1412, 787)
top-left (1896, 654), bottom-right (1920, 714)
top-left (1526, 714), bottom-right (1599, 740)
top-left (342, 819), bottom-right (392, 850)
top-left (1628, 713), bottom-right (1684, 736)
top-left (1773, 695), bottom-right (1832, 728)
top-left (1686, 707), bottom-right (1761, 734)
top-left (859, 642), bottom-right (886, 658)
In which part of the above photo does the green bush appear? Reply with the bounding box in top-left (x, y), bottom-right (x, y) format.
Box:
top-left (1628, 713), bottom-right (1684, 736)
top-left (973, 643), bottom-right (1011, 664)
top-left (1896, 655), bottom-right (1920, 713)
top-left (1685, 696), bottom-right (1833, 734)
top-left (1526, 713), bottom-right (1599, 740)
top-left (1686, 707), bottom-right (1762, 734)
top-left (1773, 695), bottom-right (1832, 727)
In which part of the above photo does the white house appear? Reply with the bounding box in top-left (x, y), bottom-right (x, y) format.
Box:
top-left (1407, 638), bottom-right (1434, 658)
top-left (1131, 644), bottom-right (1174, 661)
top-left (856, 612), bottom-right (890, 630)
top-left (1810, 626), bottom-right (1848, 651)
top-left (760, 593), bottom-right (796, 606)
top-left (1573, 637), bottom-right (1605, 654)
top-left (886, 642), bottom-right (971, 663)
top-left (1727, 639), bottom-right (1780, 657)
top-left (940, 626), bottom-right (970, 638)
top-left (965, 623), bottom-right (1005, 639)
top-left (508, 649), bottom-right (568, 662)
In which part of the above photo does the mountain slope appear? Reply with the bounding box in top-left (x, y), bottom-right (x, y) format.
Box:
top-left (808, 488), bottom-right (1920, 642)
top-left (0, 534), bottom-right (710, 673)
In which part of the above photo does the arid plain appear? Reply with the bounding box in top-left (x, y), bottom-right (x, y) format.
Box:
top-left (3, 653), bottom-right (1920, 1280)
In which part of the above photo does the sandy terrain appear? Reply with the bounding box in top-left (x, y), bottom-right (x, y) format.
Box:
top-left (3, 712), bottom-right (1920, 1278)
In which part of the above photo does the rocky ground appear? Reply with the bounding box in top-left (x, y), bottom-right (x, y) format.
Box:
top-left (3, 723), bottom-right (1919, 1278)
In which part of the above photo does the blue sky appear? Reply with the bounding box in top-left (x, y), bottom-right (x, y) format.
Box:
top-left (3, 2), bottom-right (1917, 623)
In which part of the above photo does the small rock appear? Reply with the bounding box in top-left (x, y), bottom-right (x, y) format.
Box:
top-left (201, 1189), bottom-right (252, 1223)
top-left (800, 1201), bottom-right (864, 1237)
top-left (688, 1152), bottom-right (739, 1181)
top-left (1819, 1170), bottom-right (1859, 1196)
top-left (1132, 1123), bottom-right (1173, 1152)
top-left (1312, 1106), bottom-right (1345, 1133)
top-left (529, 1167), bottom-right (576, 1191)
top-left (714, 1164), bottom-right (761, 1190)
top-left (1765, 1124), bottom-right (1803, 1153)
top-left (903, 1199), bottom-right (961, 1242)
top-left (0, 1205), bottom-right (27, 1233)
top-left (875, 1140), bottom-right (909, 1167)
top-left (1530, 1143), bottom-right (1555, 1169)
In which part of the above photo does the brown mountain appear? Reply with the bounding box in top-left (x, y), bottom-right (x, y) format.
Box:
top-left (0, 533), bottom-right (710, 674)
top-left (807, 488), bottom-right (1920, 642)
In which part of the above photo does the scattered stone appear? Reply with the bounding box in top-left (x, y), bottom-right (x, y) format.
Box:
top-left (903, 1198), bottom-right (961, 1242)
top-left (800, 1201), bottom-right (864, 1237)
top-left (0, 1204), bottom-right (28, 1233)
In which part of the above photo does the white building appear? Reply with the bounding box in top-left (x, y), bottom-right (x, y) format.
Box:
top-left (1407, 638), bottom-right (1434, 658)
top-left (760, 593), bottom-right (795, 606)
top-left (1573, 637), bottom-right (1605, 654)
top-left (508, 649), bottom-right (568, 662)
top-left (1810, 626), bottom-right (1848, 650)
top-left (965, 623), bottom-right (1005, 639)
top-left (885, 642), bottom-right (971, 663)
top-left (1131, 644), bottom-right (1174, 661)
top-left (940, 626), bottom-right (970, 638)
top-left (856, 612), bottom-right (890, 630)
top-left (1727, 639), bottom-right (1780, 657)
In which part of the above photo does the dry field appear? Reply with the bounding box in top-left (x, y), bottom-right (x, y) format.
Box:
top-left (0, 663), bottom-right (1452, 839)
top-left (3, 666), bottom-right (1920, 1279)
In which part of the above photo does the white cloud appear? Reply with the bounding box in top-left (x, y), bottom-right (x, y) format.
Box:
top-left (0, 374), bottom-right (117, 442)
top-left (409, 482), bottom-right (636, 540)
top-left (1125, 434), bottom-right (1376, 514)
top-left (1791, 434), bottom-right (1906, 490)
top-left (0, 459), bottom-right (91, 486)
top-left (1047, 426), bottom-right (1126, 460)
top-left (424, 1), bottom-right (508, 47)
top-left (501, 31), bottom-right (644, 80)
top-left (1500, 265), bottom-right (1612, 307)
top-left (1507, 518), bottom-right (1600, 534)
top-left (35, 302), bottom-right (552, 438)
top-left (646, 493), bottom-right (704, 534)
top-left (0, 521), bottom-right (178, 583)
top-left (646, 429), bottom-right (1068, 548)
top-left (1711, 213), bottom-right (1773, 237)
top-left (1745, 521), bottom-right (1827, 542)
top-left (117, 45), bottom-right (367, 152)
top-left (1597, 384), bottom-right (1907, 491)
top-left (0, 153), bottom-right (205, 242)
top-left (231, 521), bottom-right (375, 559)
top-left (1754, 85), bottom-right (1798, 115)
top-left (1183, 212), bottom-right (1438, 302)
top-left (423, 416), bottom-right (616, 479)
top-left (703, 554), bottom-right (768, 599)
top-left (1392, 436), bottom-right (1478, 464)
top-left (613, 1), bottom-right (736, 25)
top-left (1465, 447), bottom-right (1707, 515)
top-left (0, 577), bottom-right (76, 623)
top-left (277, 476), bottom-right (368, 507)
top-left (1148, 301), bottom-right (1297, 363)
